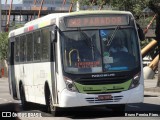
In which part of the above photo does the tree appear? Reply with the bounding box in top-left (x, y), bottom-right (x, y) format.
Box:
top-left (73, 0), bottom-right (149, 17)
top-left (0, 32), bottom-right (8, 60)
top-left (109, 0), bottom-right (150, 17)
top-left (148, 0), bottom-right (160, 41)
top-left (0, 23), bottom-right (22, 61)
top-left (72, 0), bottom-right (107, 10)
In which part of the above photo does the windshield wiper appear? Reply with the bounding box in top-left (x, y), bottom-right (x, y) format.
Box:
top-left (79, 29), bottom-right (95, 60)
top-left (106, 25), bottom-right (120, 46)
top-left (78, 29), bottom-right (99, 60)
top-left (78, 29), bottom-right (91, 48)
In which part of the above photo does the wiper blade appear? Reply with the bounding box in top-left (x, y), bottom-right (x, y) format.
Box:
top-left (106, 25), bottom-right (120, 46)
top-left (78, 28), bottom-right (91, 48)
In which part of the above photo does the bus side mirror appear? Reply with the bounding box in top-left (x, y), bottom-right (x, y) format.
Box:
top-left (136, 23), bottom-right (145, 41)
top-left (51, 26), bottom-right (57, 42)
top-left (138, 28), bottom-right (145, 41)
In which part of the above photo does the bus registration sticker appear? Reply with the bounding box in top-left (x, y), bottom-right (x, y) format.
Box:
top-left (98, 95), bottom-right (112, 100)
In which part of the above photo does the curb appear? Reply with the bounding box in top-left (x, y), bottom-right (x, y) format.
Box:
top-left (144, 87), bottom-right (160, 96)
top-left (144, 87), bottom-right (160, 93)
top-left (0, 77), bottom-right (8, 80)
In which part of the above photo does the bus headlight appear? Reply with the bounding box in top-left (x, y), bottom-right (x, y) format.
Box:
top-left (64, 77), bottom-right (78, 92)
top-left (130, 73), bottom-right (141, 89)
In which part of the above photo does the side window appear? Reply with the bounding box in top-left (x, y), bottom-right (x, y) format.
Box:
top-left (26, 33), bottom-right (33, 61)
top-left (24, 36), bottom-right (27, 62)
top-left (15, 37), bottom-right (20, 63)
top-left (20, 36), bottom-right (26, 62)
top-left (41, 28), bottom-right (50, 60)
top-left (33, 31), bottom-right (41, 61)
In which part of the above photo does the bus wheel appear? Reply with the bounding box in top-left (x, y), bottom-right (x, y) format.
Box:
top-left (20, 84), bottom-right (29, 110)
top-left (45, 91), bottom-right (58, 116)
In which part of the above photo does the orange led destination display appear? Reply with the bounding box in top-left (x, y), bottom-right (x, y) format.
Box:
top-left (75, 61), bottom-right (100, 68)
top-left (66, 15), bottom-right (129, 28)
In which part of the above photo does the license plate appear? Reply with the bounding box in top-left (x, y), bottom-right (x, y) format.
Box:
top-left (98, 95), bottom-right (112, 100)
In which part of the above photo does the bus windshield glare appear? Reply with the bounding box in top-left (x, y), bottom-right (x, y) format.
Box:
top-left (61, 28), bottom-right (140, 74)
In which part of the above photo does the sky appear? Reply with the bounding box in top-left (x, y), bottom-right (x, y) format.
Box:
top-left (1, 0), bottom-right (22, 4)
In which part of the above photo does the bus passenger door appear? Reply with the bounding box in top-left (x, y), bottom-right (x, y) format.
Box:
top-left (8, 40), bottom-right (17, 99)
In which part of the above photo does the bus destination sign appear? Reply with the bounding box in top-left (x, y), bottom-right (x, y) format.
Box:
top-left (65, 15), bottom-right (129, 28)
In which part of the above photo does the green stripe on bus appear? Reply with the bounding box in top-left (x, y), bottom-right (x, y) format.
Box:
top-left (74, 80), bottom-right (132, 94)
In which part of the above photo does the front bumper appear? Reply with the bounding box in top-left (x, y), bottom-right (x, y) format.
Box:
top-left (58, 84), bottom-right (144, 107)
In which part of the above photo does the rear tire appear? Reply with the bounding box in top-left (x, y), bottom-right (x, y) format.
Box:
top-left (19, 84), bottom-right (29, 110)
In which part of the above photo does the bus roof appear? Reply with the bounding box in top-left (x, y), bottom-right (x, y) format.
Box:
top-left (9, 10), bottom-right (133, 38)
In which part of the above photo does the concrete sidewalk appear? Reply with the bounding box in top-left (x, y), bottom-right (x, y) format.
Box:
top-left (144, 74), bottom-right (160, 96)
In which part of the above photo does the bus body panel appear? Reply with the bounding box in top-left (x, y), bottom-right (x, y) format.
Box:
top-left (59, 84), bottom-right (143, 107)
top-left (33, 62), bottom-right (52, 104)
top-left (23, 63), bottom-right (34, 102)
top-left (14, 62), bottom-right (52, 105)
top-left (59, 68), bottom-right (144, 107)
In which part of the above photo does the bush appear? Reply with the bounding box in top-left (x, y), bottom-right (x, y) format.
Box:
top-left (0, 32), bottom-right (9, 60)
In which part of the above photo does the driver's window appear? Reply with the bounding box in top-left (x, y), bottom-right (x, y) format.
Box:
top-left (109, 35), bottom-right (128, 54)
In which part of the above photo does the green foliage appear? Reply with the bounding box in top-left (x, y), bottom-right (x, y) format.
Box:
top-left (109, 0), bottom-right (150, 16)
top-left (0, 23), bottom-right (24, 61)
top-left (78, 0), bottom-right (107, 6)
top-left (0, 32), bottom-right (9, 60)
top-left (73, 0), bottom-right (150, 17)
top-left (148, 0), bottom-right (160, 13)
top-left (73, 0), bottom-right (107, 9)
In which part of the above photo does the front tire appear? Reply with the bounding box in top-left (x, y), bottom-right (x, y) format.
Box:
top-left (45, 88), bottom-right (59, 116)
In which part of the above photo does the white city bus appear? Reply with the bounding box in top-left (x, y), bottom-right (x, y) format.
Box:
top-left (8, 10), bottom-right (144, 115)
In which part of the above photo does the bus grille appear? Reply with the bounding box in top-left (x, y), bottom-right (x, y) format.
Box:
top-left (76, 77), bottom-right (130, 85)
top-left (85, 95), bottom-right (123, 103)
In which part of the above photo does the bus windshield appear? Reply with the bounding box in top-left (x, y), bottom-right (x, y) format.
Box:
top-left (61, 28), bottom-right (140, 74)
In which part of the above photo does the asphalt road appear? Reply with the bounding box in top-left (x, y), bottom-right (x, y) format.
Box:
top-left (0, 77), bottom-right (160, 120)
